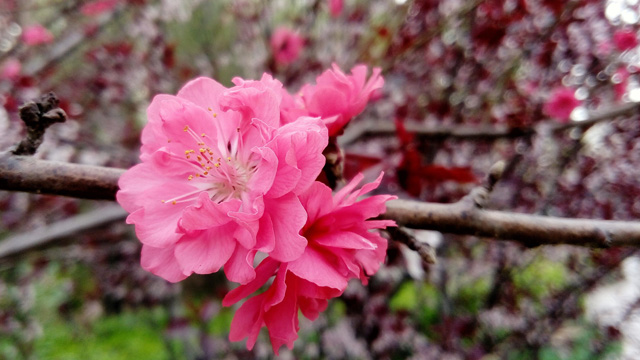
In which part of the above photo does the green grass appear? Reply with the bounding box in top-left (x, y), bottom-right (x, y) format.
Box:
top-left (34, 308), bottom-right (168, 360)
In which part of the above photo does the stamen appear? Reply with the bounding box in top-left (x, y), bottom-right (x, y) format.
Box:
top-left (183, 126), bottom-right (189, 131)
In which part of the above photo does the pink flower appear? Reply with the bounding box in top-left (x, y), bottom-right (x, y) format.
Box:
top-left (117, 75), bottom-right (328, 284)
top-left (80, 0), bottom-right (119, 16)
top-left (329, 0), bottom-right (343, 17)
top-left (270, 27), bottom-right (304, 65)
top-left (281, 64), bottom-right (384, 136)
top-left (21, 24), bottom-right (54, 46)
top-left (543, 87), bottom-right (581, 122)
top-left (614, 29), bottom-right (638, 52)
top-left (223, 173), bottom-right (396, 354)
top-left (0, 58), bottom-right (21, 80)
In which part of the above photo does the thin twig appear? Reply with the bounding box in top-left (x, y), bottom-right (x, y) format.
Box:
top-left (386, 226), bottom-right (437, 264)
top-left (338, 102), bottom-right (640, 147)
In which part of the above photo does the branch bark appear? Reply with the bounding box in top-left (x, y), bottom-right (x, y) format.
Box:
top-left (2, 155), bottom-right (640, 248)
top-left (0, 153), bottom-right (123, 200)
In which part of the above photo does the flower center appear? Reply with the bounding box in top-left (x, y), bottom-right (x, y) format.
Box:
top-left (161, 120), bottom-right (257, 205)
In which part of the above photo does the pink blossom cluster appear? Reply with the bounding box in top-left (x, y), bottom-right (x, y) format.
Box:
top-left (116, 64), bottom-right (392, 354)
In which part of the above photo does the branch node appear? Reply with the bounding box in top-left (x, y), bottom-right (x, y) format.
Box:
top-left (461, 160), bottom-right (505, 209)
top-left (597, 227), bottom-right (613, 248)
top-left (12, 92), bottom-right (67, 156)
top-left (387, 227), bottom-right (437, 264)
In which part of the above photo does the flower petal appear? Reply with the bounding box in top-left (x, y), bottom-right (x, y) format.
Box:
top-left (140, 244), bottom-right (188, 283)
top-left (174, 225), bottom-right (237, 275)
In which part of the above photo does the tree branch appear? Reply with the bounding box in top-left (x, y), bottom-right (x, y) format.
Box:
top-left (2, 156), bottom-right (640, 248)
top-left (339, 102), bottom-right (640, 146)
top-left (0, 154), bottom-right (123, 200)
top-left (0, 204), bottom-right (127, 260)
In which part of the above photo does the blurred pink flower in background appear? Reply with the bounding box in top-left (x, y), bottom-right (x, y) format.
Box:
top-left (543, 87), bottom-right (581, 122)
top-left (80, 0), bottom-right (119, 16)
top-left (0, 58), bottom-right (21, 80)
top-left (223, 173), bottom-right (396, 354)
top-left (270, 27), bottom-right (304, 65)
top-left (21, 24), bottom-right (54, 46)
top-left (281, 64), bottom-right (384, 136)
top-left (329, 0), bottom-right (343, 17)
top-left (613, 29), bottom-right (638, 52)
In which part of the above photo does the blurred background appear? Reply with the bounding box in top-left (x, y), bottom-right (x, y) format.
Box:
top-left (2, 0), bottom-right (640, 358)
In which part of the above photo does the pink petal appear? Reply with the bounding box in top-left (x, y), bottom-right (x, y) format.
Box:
top-left (176, 76), bottom-right (227, 113)
top-left (287, 247), bottom-right (348, 290)
top-left (298, 181), bottom-right (334, 224)
top-left (229, 294), bottom-right (265, 349)
top-left (264, 280), bottom-right (299, 355)
top-left (179, 192), bottom-right (241, 231)
top-left (263, 194), bottom-right (308, 262)
top-left (222, 257), bottom-right (280, 306)
top-left (299, 297), bottom-right (328, 320)
top-left (313, 230), bottom-right (376, 250)
top-left (140, 244), bottom-right (188, 283)
top-left (224, 245), bottom-right (257, 284)
top-left (174, 224), bottom-right (237, 275)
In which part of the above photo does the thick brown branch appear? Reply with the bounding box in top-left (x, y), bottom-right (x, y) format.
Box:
top-left (2, 156), bottom-right (640, 248)
top-left (383, 200), bottom-right (640, 248)
top-left (0, 154), bottom-right (123, 200)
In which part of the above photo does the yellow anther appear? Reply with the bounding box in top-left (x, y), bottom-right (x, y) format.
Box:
top-left (201, 133), bottom-right (206, 137)
top-left (167, 139), bottom-right (171, 143)
top-left (197, 156), bottom-right (202, 161)
top-left (204, 171), bottom-right (208, 175)
top-left (213, 113), bottom-right (218, 117)
top-left (208, 107), bottom-right (212, 111)
top-left (161, 200), bottom-right (165, 203)
top-left (188, 175), bottom-right (193, 180)
top-left (199, 148), bottom-right (206, 153)
top-left (185, 150), bottom-right (191, 155)
top-left (206, 166), bottom-right (212, 170)
top-left (198, 142), bottom-right (205, 146)
top-left (186, 155), bottom-right (190, 159)
top-left (172, 201), bottom-right (177, 205)
top-left (196, 174), bottom-right (200, 177)
top-left (215, 163), bottom-right (220, 168)
top-left (183, 125), bottom-right (189, 131)
top-left (227, 157), bottom-right (231, 161)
